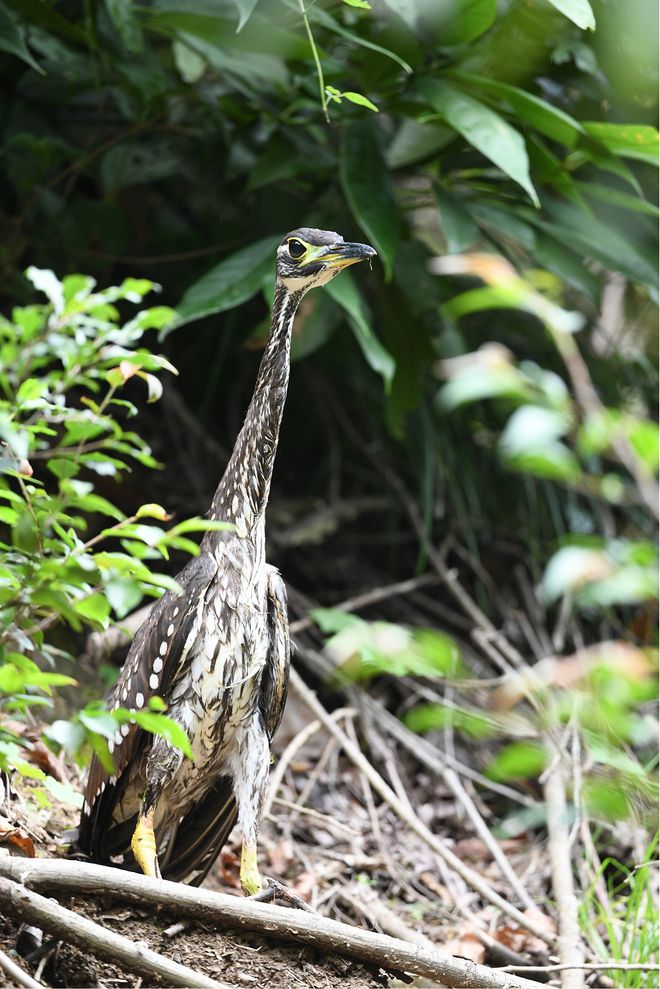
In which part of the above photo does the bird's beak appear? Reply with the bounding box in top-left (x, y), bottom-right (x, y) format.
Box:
top-left (313, 241), bottom-right (377, 271)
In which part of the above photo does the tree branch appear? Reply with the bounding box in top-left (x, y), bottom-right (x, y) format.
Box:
top-left (0, 857), bottom-right (542, 989)
top-left (0, 875), bottom-right (229, 989)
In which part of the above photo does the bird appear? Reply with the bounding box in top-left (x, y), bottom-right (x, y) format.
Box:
top-left (77, 228), bottom-right (376, 893)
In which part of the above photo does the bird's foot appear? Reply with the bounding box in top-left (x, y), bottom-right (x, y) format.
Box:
top-left (131, 813), bottom-right (161, 879)
top-left (240, 842), bottom-right (263, 896)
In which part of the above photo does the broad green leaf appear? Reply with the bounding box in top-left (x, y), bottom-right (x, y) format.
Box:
top-left (545, 0), bottom-right (595, 30)
top-left (434, 187), bottom-right (479, 253)
top-left (452, 71), bottom-right (584, 146)
top-left (386, 119), bottom-right (453, 169)
top-left (172, 236), bottom-right (280, 331)
top-left (420, 81), bottom-right (539, 206)
top-left (583, 123), bottom-right (659, 165)
top-left (340, 122), bottom-right (401, 279)
top-left (433, 0), bottom-right (497, 45)
top-left (579, 182), bottom-right (659, 218)
top-left (0, 6), bottom-right (43, 73)
top-left (105, 0), bottom-right (143, 51)
top-left (324, 271), bottom-right (395, 390)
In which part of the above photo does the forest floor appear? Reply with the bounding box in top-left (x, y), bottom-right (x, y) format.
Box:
top-left (2, 678), bottom-right (554, 989)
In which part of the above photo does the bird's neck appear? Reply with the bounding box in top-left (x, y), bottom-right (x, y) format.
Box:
top-left (209, 283), bottom-right (302, 536)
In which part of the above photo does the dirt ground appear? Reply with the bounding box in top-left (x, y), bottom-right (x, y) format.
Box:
top-left (0, 900), bottom-right (387, 989)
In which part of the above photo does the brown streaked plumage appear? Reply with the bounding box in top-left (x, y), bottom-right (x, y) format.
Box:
top-left (78, 228), bottom-right (376, 891)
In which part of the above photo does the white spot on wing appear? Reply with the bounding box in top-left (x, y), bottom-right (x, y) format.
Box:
top-left (159, 641), bottom-right (167, 656)
top-left (153, 657), bottom-right (163, 673)
top-left (149, 673), bottom-right (159, 689)
top-left (136, 692), bottom-right (144, 708)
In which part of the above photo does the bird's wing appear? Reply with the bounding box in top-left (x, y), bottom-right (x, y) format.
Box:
top-left (149, 566), bottom-right (290, 886)
top-left (260, 565), bottom-right (290, 740)
top-left (79, 550), bottom-right (217, 859)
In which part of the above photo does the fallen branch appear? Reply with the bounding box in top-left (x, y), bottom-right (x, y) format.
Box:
top-left (0, 856), bottom-right (542, 989)
top-left (542, 752), bottom-right (585, 989)
top-left (0, 875), bottom-right (229, 989)
top-left (290, 668), bottom-right (555, 948)
top-left (0, 947), bottom-right (44, 989)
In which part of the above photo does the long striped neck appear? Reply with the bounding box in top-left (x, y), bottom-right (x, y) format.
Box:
top-left (207, 283), bottom-right (301, 536)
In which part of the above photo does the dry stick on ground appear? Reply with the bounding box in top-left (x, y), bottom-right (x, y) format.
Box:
top-left (289, 667), bottom-right (556, 948)
top-left (0, 947), bottom-right (44, 989)
top-left (288, 572), bottom-right (440, 636)
top-left (0, 858), bottom-right (543, 989)
top-left (542, 756), bottom-right (585, 989)
top-left (262, 707), bottom-right (356, 819)
top-left (0, 876), bottom-right (229, 989)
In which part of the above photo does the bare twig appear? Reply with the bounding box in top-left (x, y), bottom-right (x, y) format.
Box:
top-left (0, 876), bottom-right (229, 989)
top-left (262, 707), bottom-right (356, 819)
top-left (0, 857), bottom-right (543, 989)
top-left (289, 668), bottom-right (555, 947)
top-left (542, 750), bottom-right (585, 989)
top-left (0, 947), bottom-right (44, 989)
top-left (289, 573), bottom-right (440, 636)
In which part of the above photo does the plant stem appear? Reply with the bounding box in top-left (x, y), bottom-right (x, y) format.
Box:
top-left (297, 0), bottom-right (329, 122)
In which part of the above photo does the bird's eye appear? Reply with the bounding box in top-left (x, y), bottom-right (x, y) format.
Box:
top-left (288, 239), bottom-right (306, 260)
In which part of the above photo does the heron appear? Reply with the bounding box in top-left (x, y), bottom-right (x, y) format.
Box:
top-left (78, 228), bottom-right (376, 893)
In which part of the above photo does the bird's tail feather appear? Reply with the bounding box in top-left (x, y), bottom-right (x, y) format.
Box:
top-left (160, 776), bottom-right (238, 886)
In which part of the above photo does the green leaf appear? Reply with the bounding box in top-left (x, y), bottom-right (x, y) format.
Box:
top-left (499, 405), bottom-right (572, 455)
top-left (583, 123), bottom-right (659, 165)
top-left (74, 593), bottom-right (111, 627)
top-left (404, 703), bottom-right (494, 738)
top-left (342, 91), bottom-right (379, 113)
top-left (172, 236), bottom-right (280, 331)
top-left (105, 578), bottom-right (143, 619)
top-left (386, 119), bottom-right (453, 169)
top-left (232, 0), bottom-right (259, 31)
top-left (132, 711), bottom-right (193, 760)
top-left (42, 776), bottom-right (84, 809)
top-left (341, 0), bottom-right (371, 7)
top-left (340, 121), bottom-right (400, 280)
top-left (105, 0), bottom-right (143, 51)
top-left (434, 0), bottom-right (497, 45)
top-left (310, 608), bottom-right (363, 634)
top-left (420, 81), bottom-right (539, 206)
top-left (172, 40), bottom-right (206, 82)
top-left (452, 72), bottom-right (584, 146)
top-left (324, 271), bottom-right (395, 390)
top-left (135, 503), bottom-right (170, 521)
top-left (487, 742), bottom-right (548, 781)
top-left (0, 6), bottom-right (43, 73)
top-left (434, 187), bottom-right (479, 253)
top-left (545, 0), bottom-right (595, 30)
top-left (310, 8), bottom-right (412, 74)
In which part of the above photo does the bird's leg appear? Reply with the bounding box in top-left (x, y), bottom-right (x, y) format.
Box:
top-left (231, 721), bottom-right (270, 896)
top-left (131, 743), bottom-right (181, 879)
top-left (131, 809), bottom-right (161, 879)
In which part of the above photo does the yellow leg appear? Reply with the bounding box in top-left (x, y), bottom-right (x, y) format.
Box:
top-left (131, 813), bottom-right (161, 879)
top-left (240, 842), bottom-right (263, 896)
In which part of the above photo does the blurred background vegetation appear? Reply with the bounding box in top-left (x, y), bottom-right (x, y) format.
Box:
top-left (0, 0), bottom-right (658, 981)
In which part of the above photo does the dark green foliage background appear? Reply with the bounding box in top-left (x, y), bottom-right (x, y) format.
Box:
top-left (1, 0), bottom-right (658, 593)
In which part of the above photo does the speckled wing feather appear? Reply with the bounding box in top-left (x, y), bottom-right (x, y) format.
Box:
top-left (78, 551), bottom-right (217, 861)
top-left (141, 568), bottom-right (290, 886)
top-left (260, 567), bottom-right (290, 740)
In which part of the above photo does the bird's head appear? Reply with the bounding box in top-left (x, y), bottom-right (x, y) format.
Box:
top-left (276, 227), bottom-right (376, 294)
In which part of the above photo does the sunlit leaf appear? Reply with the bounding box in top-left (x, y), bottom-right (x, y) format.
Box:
top-left (583, 122), bottom-right (659, 165)
top-left (545, 0), bottom-right (595, 30)
top-left (487, 742), bottom-right (548, 781)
